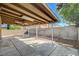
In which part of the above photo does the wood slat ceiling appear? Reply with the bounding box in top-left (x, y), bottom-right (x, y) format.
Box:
top-left (0, 3), bottom-right (58, 26)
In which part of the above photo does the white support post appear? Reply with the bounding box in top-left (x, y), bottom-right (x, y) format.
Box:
top-left (36, 25), bottom-right (38, 39)
top-left (0, 15), bottom-right (2, 40)
top-left (51, 24), bottom-right (53, 41)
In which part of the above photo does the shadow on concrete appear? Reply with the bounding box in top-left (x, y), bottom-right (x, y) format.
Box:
top-left (0, 36), bottom-right (56, 56)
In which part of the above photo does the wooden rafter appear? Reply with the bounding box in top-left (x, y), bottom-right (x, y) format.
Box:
top-left (0, 3), bottom-right (58, 26)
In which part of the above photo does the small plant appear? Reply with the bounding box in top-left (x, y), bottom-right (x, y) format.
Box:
top-left (7, 24), bottom-right (21, 30)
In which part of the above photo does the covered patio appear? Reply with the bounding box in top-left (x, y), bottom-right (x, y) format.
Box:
top-left (0, 3), bottom-right (79, 56)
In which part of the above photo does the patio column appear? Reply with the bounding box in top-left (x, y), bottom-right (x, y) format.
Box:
top-left (36, 25), bottom-right (38, 39)
top-left (51, 24), bottom-right (53, 41)
top-left (0, 15), bottom-right (2, 40)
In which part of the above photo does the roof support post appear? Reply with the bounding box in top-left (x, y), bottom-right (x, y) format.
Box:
top-left (0, 15), bottom-right (2, 40)
top-left (51, 24), bottom-right (53, 41)
top-left (0, 7), bottom-right (3, 48)
top-left (0, 15), bottom-right (2, 49)
top-left (36, 25), bottom-right (38, 39)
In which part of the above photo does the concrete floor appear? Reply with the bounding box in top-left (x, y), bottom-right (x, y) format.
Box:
top-left (0, 35), bottom-right (79, 56)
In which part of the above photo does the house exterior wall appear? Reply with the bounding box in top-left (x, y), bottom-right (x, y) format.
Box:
top-left (2, 27), bottom-right (26, 37)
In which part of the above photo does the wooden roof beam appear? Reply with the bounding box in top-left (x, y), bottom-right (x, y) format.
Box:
top-left (0, 12), bottom-right (34, 24)
top-left (0, 14), bottom-right (32, 25)
top-left (12, 3), bottom-right (51, 22)
top-left (31, 3), bottom-right (55, 22)
top-left (1, 4), bottom-right (48, 23)
top-left (0, 13), bottom-right (45, 25)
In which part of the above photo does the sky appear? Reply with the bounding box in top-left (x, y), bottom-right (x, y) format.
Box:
top-left (48, 3), bottom-right (68, 26)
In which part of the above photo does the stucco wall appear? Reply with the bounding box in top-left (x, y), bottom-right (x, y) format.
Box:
top-left (2, 27), bottom-right (27, 37)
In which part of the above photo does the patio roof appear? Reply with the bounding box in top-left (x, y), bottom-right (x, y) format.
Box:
top-left (0, 3), bottom-right (58, 26)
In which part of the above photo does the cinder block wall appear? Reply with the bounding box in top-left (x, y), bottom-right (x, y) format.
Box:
top-left (29, 28), bottom-right (52, 37)
top-left (2, 25), bottom-right (78, 40)
top-left (29, 25), bottom-right (78, 40)
top-left (53, 26), bottom-right (78, 40)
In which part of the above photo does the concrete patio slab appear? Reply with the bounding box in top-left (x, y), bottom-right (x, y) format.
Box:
top-left (50, 44), bottom-right (79, 56)
top-left (0, 39), bottom-right (20, 56)
top-left (1, 36), bottom-right (79, 56)
top-left (1, 36), bottom-right (56, 56)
